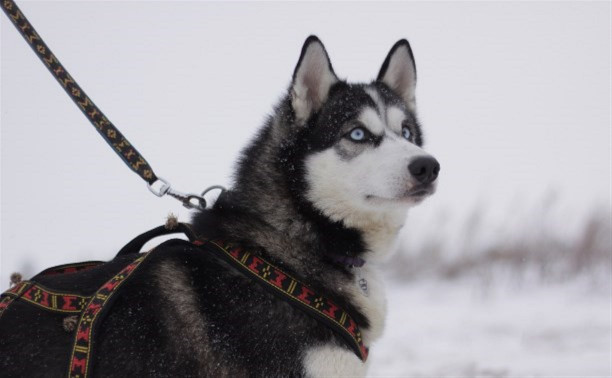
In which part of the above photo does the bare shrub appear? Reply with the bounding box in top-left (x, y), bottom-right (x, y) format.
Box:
top-left (387, 200), bottom-right (612, 284)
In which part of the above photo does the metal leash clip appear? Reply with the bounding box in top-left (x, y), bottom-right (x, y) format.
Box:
top-left (147, 178), bottom-right (225, 211)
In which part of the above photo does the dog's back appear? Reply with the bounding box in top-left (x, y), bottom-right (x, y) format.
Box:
top-left (1, 235), bottom-right (354, 377)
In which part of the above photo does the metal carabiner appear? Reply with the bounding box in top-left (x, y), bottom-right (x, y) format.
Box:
top-left (181, 193), bottom-right (207, 211)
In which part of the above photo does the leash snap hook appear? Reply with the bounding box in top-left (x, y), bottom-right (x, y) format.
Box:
top-left (147, 177), bottom-right (207, 210)
top-left (182, 194), bottom-right (207, 211)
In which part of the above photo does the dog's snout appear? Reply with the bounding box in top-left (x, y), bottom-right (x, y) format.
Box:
top-left (408, 157), bottom-right (440, 184)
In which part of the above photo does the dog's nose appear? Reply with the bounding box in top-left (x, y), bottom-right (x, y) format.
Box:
top-left (408, 157), bottom-right (440, 184)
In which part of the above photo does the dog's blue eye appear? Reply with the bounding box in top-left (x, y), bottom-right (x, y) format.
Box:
top-left (349, 128), bottom-right (366, 141)
top-left (402, 126), bottom-right (411, 140)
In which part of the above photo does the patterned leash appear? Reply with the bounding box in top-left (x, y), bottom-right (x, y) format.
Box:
top-left (1, 0), bottom-right (219, 210)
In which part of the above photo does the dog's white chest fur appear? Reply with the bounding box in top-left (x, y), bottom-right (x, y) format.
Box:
top-left (350, 265), bottom-right (387, 344)
top-left (302, 265), bottom-right (387, 377)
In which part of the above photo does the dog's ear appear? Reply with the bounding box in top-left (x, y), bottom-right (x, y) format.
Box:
top-left (377, 39), bottom-right (417, 110)
top-left (291, 36), bottom-right (338, 124)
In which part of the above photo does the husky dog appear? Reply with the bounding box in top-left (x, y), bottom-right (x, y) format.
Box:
top-left (187, 36), bottom-right (440, 376)
top-left (0, 36), bottom-right (438, 377)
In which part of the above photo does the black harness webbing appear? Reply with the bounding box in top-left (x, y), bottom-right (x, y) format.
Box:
top-left (0, 224), bottom-right (369, 378)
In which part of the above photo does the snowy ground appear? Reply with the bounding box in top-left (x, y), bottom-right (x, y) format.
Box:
top-left (368, 274), bottom-right (611, 377)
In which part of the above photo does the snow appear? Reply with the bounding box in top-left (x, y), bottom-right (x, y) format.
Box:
top-left (369, 275), bottom-right (612, 377)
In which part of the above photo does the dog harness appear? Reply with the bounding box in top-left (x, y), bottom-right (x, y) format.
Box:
top-left (0, 224), bottom-right (368, 377)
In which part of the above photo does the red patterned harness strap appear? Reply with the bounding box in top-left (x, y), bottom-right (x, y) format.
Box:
top-left (0, 281), bottom-right (91, 315)
top-left (67, 253), bottom-right (151, 378)
top-left (0, 261), bottom-right (105, 319)
top-left (194, 239), bottom-right (369, 362)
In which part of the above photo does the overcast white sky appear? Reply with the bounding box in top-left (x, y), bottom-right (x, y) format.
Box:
top-left (1, 1), bottom-right (610, 287)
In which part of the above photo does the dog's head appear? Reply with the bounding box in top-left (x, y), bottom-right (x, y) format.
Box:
top-left (282, 36), bottom-right (439, 228)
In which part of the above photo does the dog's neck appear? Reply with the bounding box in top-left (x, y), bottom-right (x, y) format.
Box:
top-left (202, 186), bottom-right (405, 273)
top-left (337, 206), bottom-right (408, 264)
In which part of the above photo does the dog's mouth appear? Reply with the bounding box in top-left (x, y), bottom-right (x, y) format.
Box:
top-left (405, 185), bottom-right (435, 198)
top-left (366, 184), bottom-right (436, 203)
